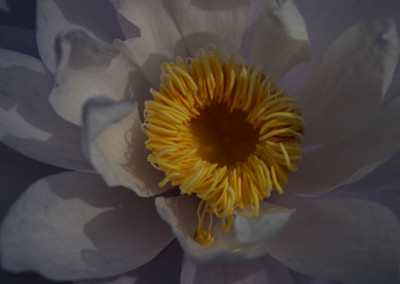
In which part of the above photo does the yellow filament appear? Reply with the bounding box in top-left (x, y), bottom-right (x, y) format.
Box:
top-left (143, 46), bottom-right (304, 246)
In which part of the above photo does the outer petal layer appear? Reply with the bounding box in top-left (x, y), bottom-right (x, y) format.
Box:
top-left (82, 97), bottom-right (169, 197)
top-left (0, 172), bottom-right (174, 281)
top-left (267, 195), bottom-right (400, 284)
top-left (287, 98), bottom-right (400, 195)
top-left (0, 49), bottom-right (91, 171)
top-left (36, 0), bottom-right (124, 72)
top-left (299, 18), bottom-right (399, 146)
top-left (74, 240), bottom-right (183, 284)
top-left (181, 253), bottom-right (295, 284)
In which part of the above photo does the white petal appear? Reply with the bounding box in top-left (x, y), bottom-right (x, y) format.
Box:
top-left (50, 30), bottom-right (150, 125)
top-left (282, 0), bottom-right (400, 97)
top-left (36, 0), bottom-right (124, 72)
top-left (0, 172), bottom-right (174, 281)
top-left (155, 195), bottom-right (268, 262)
top-left (0, 49), bottom-right (91, 171)
top-left (0, 26), bottom-right (38, 58)
top-left (181, 253), bottom-right (295, 284)
top-left (74, 240), bottom-right (183, 284)
top-left (267, 195), bottom-right (400, 284)
top-left (112, 0), bottom-right (186, 86)
top-left (299, 18), bottom-right (399, 146)
top-left (162, 0), bottom-right (250, 56)
top-left (82, 97), bottom-right (169, 197)
top-left (287, 97), bottom-right (400, 195)
top-left (234, 202), bottom-right (294, 245)
top-left (247, 0), bottom-right (310, 83)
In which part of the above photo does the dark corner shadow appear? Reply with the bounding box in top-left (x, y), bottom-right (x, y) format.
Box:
top-left (0, 0), bottom-right (36, 30)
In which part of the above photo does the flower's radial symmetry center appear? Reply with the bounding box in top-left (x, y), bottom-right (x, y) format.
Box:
top-left (142, 46), bottom-right (304, 246)
top-left (190, 104), bottom-right (259, 167)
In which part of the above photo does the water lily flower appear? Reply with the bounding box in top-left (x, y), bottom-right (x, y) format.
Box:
top-left (1, 1), bottom-right (400, 284)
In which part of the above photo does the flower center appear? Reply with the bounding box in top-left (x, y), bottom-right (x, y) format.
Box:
top-left (143, 47), bottom-right (304, 246)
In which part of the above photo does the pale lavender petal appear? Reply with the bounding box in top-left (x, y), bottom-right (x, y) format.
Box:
top-left (286, 98), bottom-right (400, 195)
top-left (0, 172), bottom-right (174, 281)
top-left (298, 18), bottom-right (399, 146)
top-left (74, 240), bottom-right (183, 284)
top-left (181, 253), bottom-right (295, 284)
top-left (267, 194), bottom-right (400, 284)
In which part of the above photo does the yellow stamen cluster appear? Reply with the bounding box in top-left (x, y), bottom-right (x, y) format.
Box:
top-left (142, 47), bottom-right (304, 245)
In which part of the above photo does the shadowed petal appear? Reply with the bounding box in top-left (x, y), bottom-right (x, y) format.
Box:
top-left (112, 0), bottom-right (187, 87)
top-left (0, 49), bottom-right (91, 171)
top-left (181, 253), bottom-right (295, 284)
top-left (36, 0), bottom-right (124, 72)
top-left (0, 172), bottom-right (174, 281)
top-left (74, 240), bottom-right (183, 284)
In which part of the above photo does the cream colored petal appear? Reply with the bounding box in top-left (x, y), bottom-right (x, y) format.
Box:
top-left (162, 0), bottom-right (250, 56)
top-left (0, 172), bottom-right (174, 281)
top-left (111, 0), bottom-right (186, 87)
top-left (155, 195), bottom-right (269, 262)
top-left (299, 17), bottom-right (399, 146)
top-left (267, 195), bottom-right (400, 284)
top-left (82, 97), bottom-right (169, 197)
top-left (286, 97), bottom-right (400, 195)
top-left (50, 29), bottom-right (151, 125)
top-left (247, 0), bottom-right (310, 83)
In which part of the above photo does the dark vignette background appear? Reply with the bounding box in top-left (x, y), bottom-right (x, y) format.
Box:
top-left (0, 0), bottom-right (71, 283)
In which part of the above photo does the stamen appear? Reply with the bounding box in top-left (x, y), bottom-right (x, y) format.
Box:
top-left (143, 46), bottom-right (304, 246)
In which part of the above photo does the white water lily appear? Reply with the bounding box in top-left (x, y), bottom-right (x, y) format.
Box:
top-left (1, 1), bottom-right (400, 284)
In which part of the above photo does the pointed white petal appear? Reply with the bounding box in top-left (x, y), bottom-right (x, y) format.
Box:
top-left (36, 0), bottom-right (124, 72)
top-left (0, 49), bottom-right (91, 171)
top-left (287, 98), bottom-right (400, 195)
top-left (0, 172), bottom-right (173, 281)
top-left (82, 97), bottom-right (169, 197)
top-left (247, 0), bottom-right (310, 83)
top-left (267, 195), bottom-right (400, 284)
top-left (299, 18), bottom-right (399, 146)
